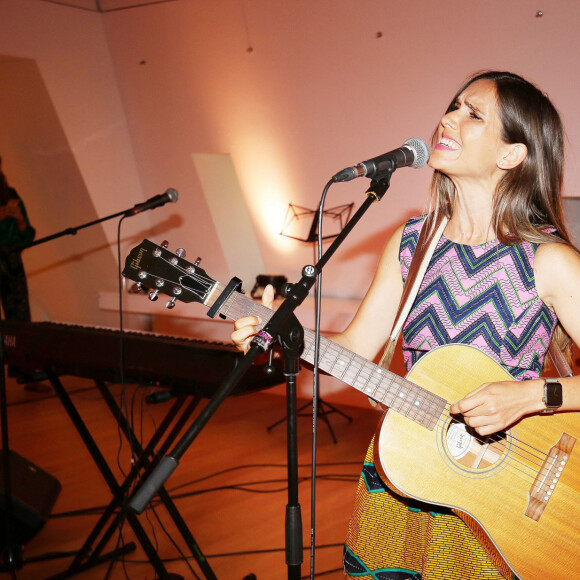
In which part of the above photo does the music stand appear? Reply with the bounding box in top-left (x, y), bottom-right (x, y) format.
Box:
top-left (274, 203), bottom-right (355, 442)
top-left (280, 202), bottom-right (353, 244)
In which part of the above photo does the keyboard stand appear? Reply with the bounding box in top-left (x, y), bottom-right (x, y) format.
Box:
top-left (45, 372), bottom-right (217, 580)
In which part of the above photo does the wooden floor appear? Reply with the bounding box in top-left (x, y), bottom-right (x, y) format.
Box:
top-left (0, 375), bottom-right (380, 580)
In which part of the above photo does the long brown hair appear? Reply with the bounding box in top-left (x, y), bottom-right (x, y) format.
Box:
top-left (430, 70), bottom-right (572, 246)
top-left (429, 71), bottom-right (574, 360)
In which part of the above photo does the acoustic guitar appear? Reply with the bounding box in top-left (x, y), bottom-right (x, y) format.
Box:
top-left (123, 239), bottom-right (579, 580)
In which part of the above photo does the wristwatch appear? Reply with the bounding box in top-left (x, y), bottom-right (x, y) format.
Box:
top-left (541, 377), bottom-right (563, 414)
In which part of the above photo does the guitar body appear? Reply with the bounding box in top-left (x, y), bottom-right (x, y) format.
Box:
top-left (375, 344), bottom-right (579, 580)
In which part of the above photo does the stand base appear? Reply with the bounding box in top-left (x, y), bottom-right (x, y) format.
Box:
top-left (267, 397), bottom-right (352, 444)
top-left (0, 544), bottom-right (23, 573)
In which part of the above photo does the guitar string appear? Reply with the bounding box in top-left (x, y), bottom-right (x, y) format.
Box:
top-left (436, 409), bottom-right (569, 502)
top-left (150, 268), bottom-right (562, 497)
top-left (230, 291), bottom-right (554, 488)
top-left (442, 411), bottom-right (545, 468)
top-left (181, 271), bottom-right (566, 503)
top-left (225, 285), bottom-right (570, 505)
top-left (434, 410), bottom-right (548, 484)
top-left (213, 281), bottom-right (555, 484)
top-left (302, 324), bottom-right (555, 493)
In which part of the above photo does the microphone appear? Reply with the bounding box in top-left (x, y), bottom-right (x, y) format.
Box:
top-left (127, 188), bottom-right (179, 216)
top-left (332, 138), bottom-right (430, 182)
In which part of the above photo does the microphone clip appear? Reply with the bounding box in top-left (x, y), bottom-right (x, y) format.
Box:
top-left (365, 173), bottom-right (393, 202)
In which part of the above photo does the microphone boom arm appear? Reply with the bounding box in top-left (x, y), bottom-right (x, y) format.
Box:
top-left (22, 189), bottom-right (178, 250)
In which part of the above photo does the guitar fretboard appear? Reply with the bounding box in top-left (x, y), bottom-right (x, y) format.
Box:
top-left (209, 285), bottom-right (446, 431)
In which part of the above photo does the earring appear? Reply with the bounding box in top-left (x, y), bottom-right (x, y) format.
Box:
top-left (498, 160), bottom-right (504, 166)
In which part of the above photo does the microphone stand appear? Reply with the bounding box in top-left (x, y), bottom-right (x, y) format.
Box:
top-left (127, 172), bottom-right (395, 578)
top-left (23, 201), bottom-right (167, 249)
top-left (0, 327), bottom-right (21, 574)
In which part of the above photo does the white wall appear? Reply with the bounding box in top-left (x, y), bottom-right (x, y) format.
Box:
top-left (101, 0), bottom-right (580, 306)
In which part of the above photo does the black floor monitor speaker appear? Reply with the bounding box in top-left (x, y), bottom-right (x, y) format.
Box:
top-left (0, 450), bottom-right (62, 547)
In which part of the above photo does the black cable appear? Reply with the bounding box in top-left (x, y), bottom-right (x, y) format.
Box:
top-left (115, 227), bottom-right (203, 578)
top-left (119, 543), bottom-right (346, 578)
top-left (166, 472), bottom-right (359, 501)
top-left (308, 179), bottom-right (334, 578)
top-left (112, 215), bottom-right (135, 578)
top-left (168, 460), bottom-right (361, 492)
top-left (138, 387), bottom-right (165, 565)
top-left (149, 502), bottom-right (201, 580)
top-left (48, 462), bottom-right (360, 520)
top-left (121, 541), bottom-right (345, 561)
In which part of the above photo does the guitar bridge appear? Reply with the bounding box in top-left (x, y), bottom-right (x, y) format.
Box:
top-left (525, 432), bottom-right (576, 521)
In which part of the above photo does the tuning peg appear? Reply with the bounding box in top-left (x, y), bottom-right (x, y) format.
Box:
top-left (154, 241), bottom-right (169, 257)
top-left (176, 248), bottom-right (186, 258)
top-left (166, 297), bottom-right (177, 309)
top-left (148, 289), bottom-right (159, 301)
top-left (185, 257), bottom-right (201, 274)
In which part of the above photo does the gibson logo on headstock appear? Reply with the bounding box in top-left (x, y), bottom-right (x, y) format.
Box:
top-left (129, 247), bottom-right (147, 270)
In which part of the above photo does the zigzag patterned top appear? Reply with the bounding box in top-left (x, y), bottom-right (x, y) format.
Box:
top-left (400, 215), bottom-right (558, 380)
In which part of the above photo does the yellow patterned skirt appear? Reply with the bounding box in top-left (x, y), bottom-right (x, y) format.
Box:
top-left (344, 437), bottom-right (515, 580)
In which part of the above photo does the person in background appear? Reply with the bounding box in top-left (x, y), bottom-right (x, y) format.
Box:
top-left (0, 156), bottom-right (40, 385)
top-left (0, 156), bottom-right (35, 321)
top-left (231, 71), bottom-right (580, 579)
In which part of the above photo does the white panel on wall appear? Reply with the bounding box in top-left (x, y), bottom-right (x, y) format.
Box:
top-left (563, 197), bottom-right (580, 247)
top-left (192, 153), bottom-right (266, 292)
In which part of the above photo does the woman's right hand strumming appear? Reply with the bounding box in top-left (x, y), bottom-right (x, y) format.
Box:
top-left (231, 283), bottom-right (275, 353)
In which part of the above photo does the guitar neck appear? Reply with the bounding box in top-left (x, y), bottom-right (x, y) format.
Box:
top-left (207, 284), bottom-right (446, 431)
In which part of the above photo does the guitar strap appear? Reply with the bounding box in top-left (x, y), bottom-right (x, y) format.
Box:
top-left (378, 214), bottom-right (573, 378)
top-left (378, 213), bottom-right (447, 369)
top-left (548, 338), bottom-right (574, 377)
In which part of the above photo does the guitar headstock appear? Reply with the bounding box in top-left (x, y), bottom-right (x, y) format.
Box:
top-left (123, 239), bottom-right (216, 309)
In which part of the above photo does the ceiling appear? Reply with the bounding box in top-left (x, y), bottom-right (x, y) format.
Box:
top-left (39, 0), bottom-right (179, 12)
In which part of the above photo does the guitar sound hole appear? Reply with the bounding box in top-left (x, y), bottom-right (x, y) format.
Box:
top-left (446, 418), bottom-right (508, 471)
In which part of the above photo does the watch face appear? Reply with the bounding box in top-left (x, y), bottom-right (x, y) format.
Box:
top-left (544, 380), bottom-right (563, 408)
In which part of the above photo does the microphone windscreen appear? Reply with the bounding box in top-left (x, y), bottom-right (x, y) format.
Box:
top-left (404, 138), bottom-right (430, 169)
top-left (166, 188), bottom-right (179, 203)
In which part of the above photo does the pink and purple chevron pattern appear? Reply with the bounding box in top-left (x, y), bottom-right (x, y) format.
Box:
top-left (400, 216), bottom-right (557, 380)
